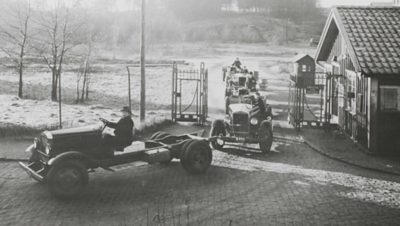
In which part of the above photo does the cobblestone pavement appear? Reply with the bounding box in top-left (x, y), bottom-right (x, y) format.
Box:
top-left (1, 139), bottom-right (400, 226)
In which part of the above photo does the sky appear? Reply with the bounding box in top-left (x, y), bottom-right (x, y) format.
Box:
top-left (11, 0), bottom-right (397, 11)
top-left (319, 0), bottom-right (394, 7)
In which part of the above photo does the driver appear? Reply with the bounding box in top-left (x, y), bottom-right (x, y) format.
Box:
top-left (250, 92), bottom-right (272, 121)
top-left (232, 57), bottom-right (242, 70)
top-left (100, 106), bottom-right (134, 149)
top-left (246, 72), bottom-right (256, 91)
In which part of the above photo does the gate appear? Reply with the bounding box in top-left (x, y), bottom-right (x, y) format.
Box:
top-left (288, 73), bottom-right (326, 130)
top-left (172, 62), bottom-right (208, 125)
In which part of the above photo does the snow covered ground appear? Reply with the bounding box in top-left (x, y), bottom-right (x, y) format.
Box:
top-left (0, 94), bottom-right (170, 129)
top-left (0, 43), bottom-right (313, 131)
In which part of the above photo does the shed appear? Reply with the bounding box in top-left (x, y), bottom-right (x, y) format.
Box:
top-left (291, 54), bottom-right (316, 88)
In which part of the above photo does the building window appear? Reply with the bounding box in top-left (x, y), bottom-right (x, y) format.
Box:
top-left (380, 86), bottom-right (400, 112)
top-left (302, 65), bottom-right (307, 72)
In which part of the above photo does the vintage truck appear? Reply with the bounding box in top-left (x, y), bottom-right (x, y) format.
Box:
top-left (210, 95), bottom-right (273, 153)
top-left (19, 120), bottom-right (212, 198)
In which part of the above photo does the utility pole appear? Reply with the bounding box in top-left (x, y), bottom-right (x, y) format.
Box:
top-left (286, 17), bottom-right (289, 44)
top-left (284, 7), bottom-right (288, 44)
top-left (140, 0), bottom-right (146, 121)
top-left (127, 66), bottom-right (132, 112)
top-left (58, 73), bottom-right (62, 128)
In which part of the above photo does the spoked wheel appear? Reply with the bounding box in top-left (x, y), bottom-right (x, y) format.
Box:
top-left (47, 160), bottom-right (88, 199)
top-left (210, 120), bottom-right (226, 150)
top-left (181, 140), bottom-right (212, 174)
top-left (259, 121), bottom-right (273, 153)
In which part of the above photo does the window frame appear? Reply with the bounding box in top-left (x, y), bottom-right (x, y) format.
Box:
top-left (380, 85), bottom-right (400, 112)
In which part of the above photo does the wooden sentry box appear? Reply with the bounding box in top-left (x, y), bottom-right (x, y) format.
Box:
top-left (291, 54), bottom-right (316, 88)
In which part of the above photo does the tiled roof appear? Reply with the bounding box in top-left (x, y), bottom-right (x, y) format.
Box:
top-left (335, 7), bottom-right (400, 75)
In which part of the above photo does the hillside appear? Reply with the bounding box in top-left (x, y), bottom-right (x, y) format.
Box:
top-left (182, 14), bottom-right (326, 44)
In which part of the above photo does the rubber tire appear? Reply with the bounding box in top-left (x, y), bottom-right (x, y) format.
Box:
top-left (180, 140), bottom-right (212, 174)
top-left (178, 140), bottom-right (195, 169)
top-left (210, 120), bottom-right (226, 150)
top-left (259, 121), bottom-right (273, 153)
top-left (47, 160), bottom-right (88, 199)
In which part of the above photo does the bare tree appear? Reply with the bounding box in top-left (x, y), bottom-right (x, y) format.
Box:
top-left (0, 0), bottom-right (31, 98)
top-left (76, 41), bottom-right (92, 103)
top-left (75, 7), bottom-right (102, 103)
top-left (33, 2), bottom-right (83, 101)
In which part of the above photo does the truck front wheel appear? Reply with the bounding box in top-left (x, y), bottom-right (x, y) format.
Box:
top-left (259, 121), bottom-right (273, 153)
top-left (210, 120), bottom-right (226, 150)
top-left (47, 160), bottom-right (88, 199)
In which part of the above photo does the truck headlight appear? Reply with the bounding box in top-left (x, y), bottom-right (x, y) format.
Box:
top-left (250, 117), bottom-right (258, 125)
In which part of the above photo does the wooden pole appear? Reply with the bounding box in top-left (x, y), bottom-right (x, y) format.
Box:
top-left (127, 66), bottom-right (132, 112)
top-left (140, 0), bottom-right (146, 121)
top-left (58, 73), bottom-right (62, 128)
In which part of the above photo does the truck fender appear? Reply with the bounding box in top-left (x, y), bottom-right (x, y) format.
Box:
top-left (48, 151), bottom-right (99, 169)
top-left (260, 120), bottom-right (273, 131)
top-left (212, 119), bottom-right (225, 129)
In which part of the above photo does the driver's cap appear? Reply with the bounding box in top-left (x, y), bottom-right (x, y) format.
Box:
top-left (121, 106), bottom-right (132, 114)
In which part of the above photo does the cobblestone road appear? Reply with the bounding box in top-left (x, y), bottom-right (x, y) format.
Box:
top-left (1, 139), bottom-right (400, 226)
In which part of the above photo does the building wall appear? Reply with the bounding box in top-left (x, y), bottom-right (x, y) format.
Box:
top-left (323, 30), bottom-right (369, 149)
top-left (369, 77), bottom-right (379, 152)
top-left (377, 77), bottom-right (400, 154)
top-left (356, 75), bottom-right (369, 148)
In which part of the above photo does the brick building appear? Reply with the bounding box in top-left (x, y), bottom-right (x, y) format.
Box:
top-left (315, 7), bottom-right (400, 155)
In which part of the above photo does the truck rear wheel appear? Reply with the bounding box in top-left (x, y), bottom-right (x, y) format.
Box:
top-left (210, 120), bottom-right (226, 150)
top-left (259, 121), bottom-right (273, 153)
top-left (180, 140), bottom-right (212, 174)
top-left (47, 160), bottom-right (88, 199)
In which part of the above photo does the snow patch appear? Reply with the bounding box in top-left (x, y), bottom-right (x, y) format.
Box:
top-left (0, 94), bottom-right (169, 129)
